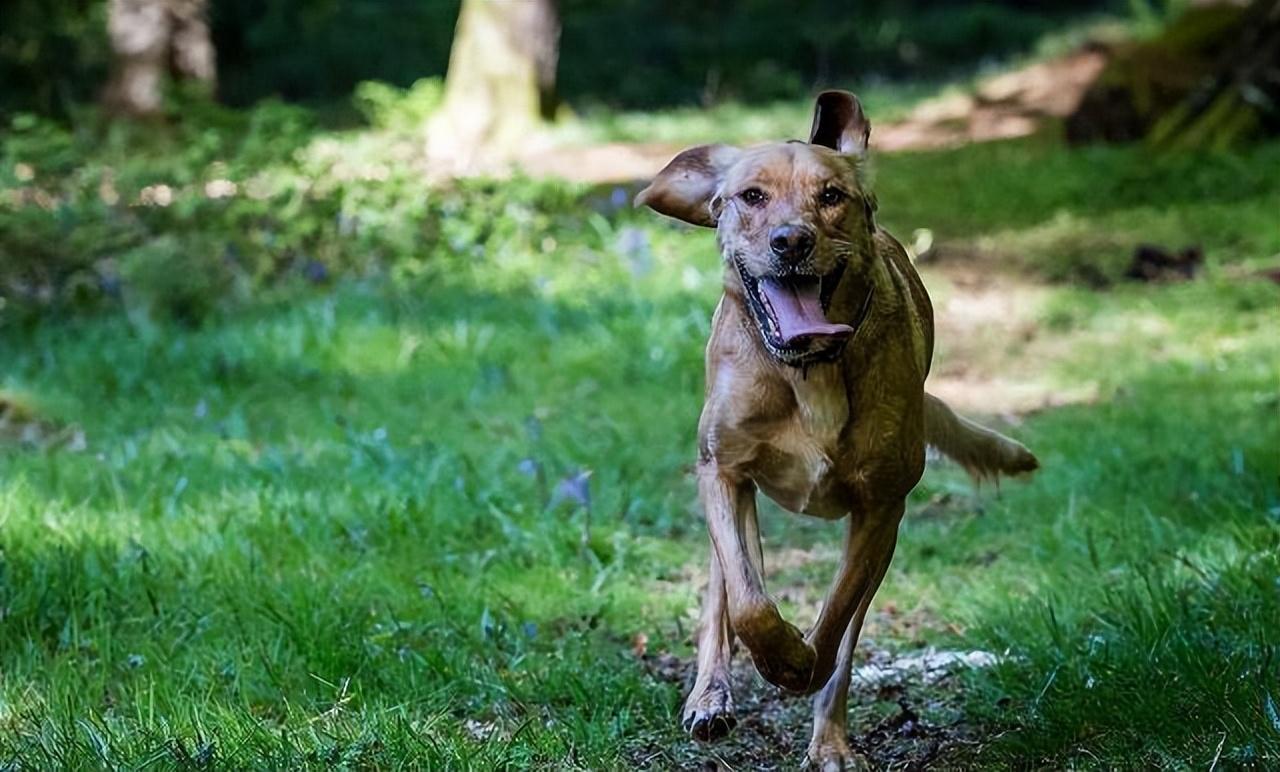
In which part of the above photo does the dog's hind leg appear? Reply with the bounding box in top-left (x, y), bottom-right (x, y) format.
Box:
top-left (682, 550), bottom-right (737, 741)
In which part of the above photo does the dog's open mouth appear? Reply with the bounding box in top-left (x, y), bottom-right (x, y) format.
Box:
top-left (736, 260), bottom-right (852, 360)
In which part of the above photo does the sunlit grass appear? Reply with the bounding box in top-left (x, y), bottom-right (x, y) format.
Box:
top-left (551, 82), bottom-right (941, 147)
top-left (1, 131), bottom-right (1278, 767)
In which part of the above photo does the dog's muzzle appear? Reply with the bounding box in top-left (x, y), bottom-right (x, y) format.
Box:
top-left (736, 260), bottom-right (863, 365)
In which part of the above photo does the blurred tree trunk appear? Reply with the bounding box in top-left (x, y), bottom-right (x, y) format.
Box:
top-left (1150, 0), bottom-right (1280, 148)
top-left (1067, 0), bottom-right (1280, 148)
top-left (102, 0), bottom-right (217, 117)
top-left (427, 0), bottom-right (560, 170)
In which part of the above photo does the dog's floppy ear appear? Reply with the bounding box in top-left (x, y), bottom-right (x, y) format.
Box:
top-left (809, 90), bottom-right (870, 156)
top-left (634, 144), bottom-right (741, 227)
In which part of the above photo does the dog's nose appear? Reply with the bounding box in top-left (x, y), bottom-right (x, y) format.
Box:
top-left (769, 225), bottom-right (816, 261)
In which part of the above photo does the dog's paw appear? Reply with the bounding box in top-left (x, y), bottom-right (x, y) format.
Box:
top-left (743, 616), bottom-right (815, 692)
top-left (681, 678), bottom-right (737, 742)
top-left (804, 734), bottom-right (869, 772)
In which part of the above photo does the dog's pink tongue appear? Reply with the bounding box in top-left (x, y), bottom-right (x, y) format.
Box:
top-left (759, 278), bottom-right (854, 343)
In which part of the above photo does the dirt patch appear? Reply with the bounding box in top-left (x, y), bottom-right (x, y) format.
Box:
top-left (928, 375), bottom-right (1099, 421)
top-left (634, 645), bottom-right (992, 770)
top-left (921, 262), bottom-right (1100, 419)
top-left (514, 47), bottom-right (1108, 185)
top-left (0, 390), bottom-right (85, 451)
top-left (876, 46), bottom-right (1108, 152)
top-left (516, 141), bottom-right (684, 185)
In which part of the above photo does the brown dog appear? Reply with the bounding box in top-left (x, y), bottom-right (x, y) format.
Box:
top-left (636, 91), bottom-right (1038, 770)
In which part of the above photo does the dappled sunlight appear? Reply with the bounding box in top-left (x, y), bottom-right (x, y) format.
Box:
top-left (4, 1), bottom-right (1280, 764)
top-left (4, 138), bottom-right (1277, 762)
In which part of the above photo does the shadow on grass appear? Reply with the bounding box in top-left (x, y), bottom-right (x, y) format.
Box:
top-left (1, 259), bottom-right (1276, 767)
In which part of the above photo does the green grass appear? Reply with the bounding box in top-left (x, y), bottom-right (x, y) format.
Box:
top-left (1, 128), bottom-right (1279, 769)
top-left (872, 137), bottom-right (1280, 280)
top-left (551, 83), bottom-right (940, 146)
top-left (910, 279), bottom-right (1280, 767)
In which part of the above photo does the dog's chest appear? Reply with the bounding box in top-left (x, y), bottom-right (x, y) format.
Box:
top-left (736, 368), bottom-right (852, 518)
top-left (788, 370), bottom-right (848, 452)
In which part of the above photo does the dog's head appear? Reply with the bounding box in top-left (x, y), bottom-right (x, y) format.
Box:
top-left (636, 91), bottom-right (878, 365)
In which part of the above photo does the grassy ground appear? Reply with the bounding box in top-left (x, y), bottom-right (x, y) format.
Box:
top-left (1, 128), bottom-right (1278, 769)
top-left (552, 83), bottom-right (939, 146)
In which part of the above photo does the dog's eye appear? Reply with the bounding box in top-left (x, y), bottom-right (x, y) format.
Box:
top-left (818, 186), bottom-right (847, 207)
top-left (740, 187), bottom-right (768, 207)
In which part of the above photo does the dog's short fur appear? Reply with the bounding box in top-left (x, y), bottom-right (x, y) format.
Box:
top-left (636, 91), bottom-right (1038, 770)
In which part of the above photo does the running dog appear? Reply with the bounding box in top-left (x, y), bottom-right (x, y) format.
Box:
top-left (636, 90), bottom-right (1038, 770)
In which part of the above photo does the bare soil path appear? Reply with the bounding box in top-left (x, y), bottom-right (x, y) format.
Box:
top-left (516, 47), bottom-right (1107, 184)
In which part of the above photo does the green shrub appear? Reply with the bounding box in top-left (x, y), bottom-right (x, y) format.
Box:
top-left (0, 99), bottom-right (601, 328)
top-left (117, 235), bottom-right (237, 325)
top-left (353, 79), bottom-right (444, 133)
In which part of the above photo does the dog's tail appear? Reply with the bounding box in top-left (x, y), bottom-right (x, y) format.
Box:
top-left (924, 392), bottom-right (1038, 481)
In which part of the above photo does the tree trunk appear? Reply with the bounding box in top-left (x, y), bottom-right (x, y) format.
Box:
top-left (427, 0), bottom-right (560, 171)
top-left (102, 0), bottom-right (216, 117)
top-left (1150, 0), bottom-right (1280, 148)
top-left (529, 0), bottom-right (561, 122)
top-left (169, 0), bottom-right (217, 85)
top-left (1067, 0), bottom-right (1280, 148)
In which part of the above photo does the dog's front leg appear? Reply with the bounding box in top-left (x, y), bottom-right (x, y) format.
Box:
top-left (683, 476), bottom-right (768, 740)
top-left (803, 502), bottom-right (904, 696)
top-left (699, 463), bottom-right (815, 692)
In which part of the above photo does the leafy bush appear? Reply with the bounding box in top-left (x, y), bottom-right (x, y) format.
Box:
top-left (353, 79), bottom-right (444, 133)
top-left (8, 0), bottom-right (1124, 119)
top-left (0, 0), bottom-right (110, 119)
top-left (0, 97), bottom-right (603, 328)
top-left (557, 0), bottom-right (1121, 108)
top-left (116, 235), bottom-right (237, 325)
